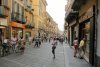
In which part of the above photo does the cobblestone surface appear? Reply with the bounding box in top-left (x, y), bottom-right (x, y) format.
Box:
top-left (0, 42), bottom-right (91, 67)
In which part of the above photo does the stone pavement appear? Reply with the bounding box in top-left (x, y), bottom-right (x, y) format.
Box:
top-left (0, 41), bottom-right (91, 67)
top-left (63, 43), bottom-right (92, 67)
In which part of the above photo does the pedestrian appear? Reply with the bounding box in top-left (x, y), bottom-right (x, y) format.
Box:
top-left (29, 36), bottom-right (32, 45)
top-left (73, 37), bottom-right (78, 57)
top-left (52, 38), bottom-right (57, 59)
top-left (20, 37), bottom-right (25, 54)
top-left (10, 35), bottom-right (17, 52)
top-left (34, 37), bottom-right (39, 47)
top-left (78, 38), bottom-right (85, 59)
top-left (66, 37), bottom-right (68, 43)
top-left (38, 37), bottom-right (41, 47)
top-left (32, 37), bottom-right (35, 43)
top-left (2, 37), bottom-right (9, 56)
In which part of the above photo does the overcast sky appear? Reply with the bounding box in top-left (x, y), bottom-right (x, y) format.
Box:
top-left (46, 0), bottom-right (67, 31)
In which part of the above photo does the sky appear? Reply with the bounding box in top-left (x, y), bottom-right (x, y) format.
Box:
top-left (46, 0), bottom-right (67, 31)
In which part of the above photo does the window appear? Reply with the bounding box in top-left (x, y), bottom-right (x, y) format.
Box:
top-left (19, 6), bottom-right (21, 17)
top-left (14, 2), bottom-right (17, 12)
top-left (17, 3), bottom-right (19, 12)
top-left (3, 0), bottom-right (8, 6)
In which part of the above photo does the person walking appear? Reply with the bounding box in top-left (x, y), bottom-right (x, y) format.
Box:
top-left (2, 37), bottom-right (9, 56)
top-left (20, 37), bottom-right (25, 54)
top-left (29, 36), bottom-right (32, 45)
top-left (73, 37), bottom-right (78, 57)
top-left (52, 38), bottom-right (57, 59)
top-left (34, 37), bottom-right (39, 47)
top-left (11, 35), bottom-right (17, 53)
top-left (38, 37), bottom-right (41, 47)
top-left (79, 38), bottom-right (85, 59)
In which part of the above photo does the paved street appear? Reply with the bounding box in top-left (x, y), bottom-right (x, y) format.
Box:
top-left (0, 42), bottom-right (91, 67)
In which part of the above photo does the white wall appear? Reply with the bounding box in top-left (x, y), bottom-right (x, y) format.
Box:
top-left (97, 0), bottom-right (100, 56)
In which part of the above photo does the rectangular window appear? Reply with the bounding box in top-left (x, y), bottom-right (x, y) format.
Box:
top-left (3, 0), bottom-right (8, 6)
top-left (19, 5), bottom-right (22, 19)
top-left (14, 2), bottom-right (17, 12)
top-left (17, 3), bottom-right (19, 12)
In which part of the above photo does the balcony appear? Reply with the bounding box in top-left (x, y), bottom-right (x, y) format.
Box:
top-left (11, 12), bottom-right (21, 22)
top-left (22, 16), bottom-right (26, 24)
top-left (25, 3), bottom-right (34, 13)
top-left (11, 12), bottom-right (26, 24)
top-left (0, 5), bottom-right (9, 18)
top-left (65, 11), bottom-right (78, 24)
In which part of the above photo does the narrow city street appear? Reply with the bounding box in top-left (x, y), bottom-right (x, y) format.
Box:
top-left (0, 41), bottom-right (91, 67)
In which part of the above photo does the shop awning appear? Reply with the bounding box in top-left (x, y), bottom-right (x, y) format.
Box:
top-left (10, 22), bottom-right (26, 28)
top-left (65, 12), bottom-right (78, 24)
top-left (72, 0), bottom-right (87, 11)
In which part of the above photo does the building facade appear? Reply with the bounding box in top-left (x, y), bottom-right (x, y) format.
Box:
top-left (10, 0), bottom-right (26, 38)
top-left (33, 0), bottom-right (47, 38)
top-left (10, 0), bottom-right (34, 39)
top-left (24, 0), bottom-right (34, 39)
top-left (96, 0), bottom-right (100, 67)
top-left (64, 22), bottom-right (68, 39)
top-left (0, 0), bottom-right (11, 46)
top-left (45, 12), bottom-right (59, 38)
top-left (65, 0), bottom-right (96, 66)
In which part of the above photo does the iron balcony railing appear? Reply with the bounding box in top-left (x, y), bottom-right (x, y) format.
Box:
top-left (11, 12), bottom-right (26, 24)
top-left (25, 3), bottom-right (34, 13)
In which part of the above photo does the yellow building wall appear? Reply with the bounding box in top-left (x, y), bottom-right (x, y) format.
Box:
top-left (33, 0), bottom-right (47, 37)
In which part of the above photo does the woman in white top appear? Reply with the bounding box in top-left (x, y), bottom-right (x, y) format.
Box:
top-left (11, 36), bottom-right (17, 52)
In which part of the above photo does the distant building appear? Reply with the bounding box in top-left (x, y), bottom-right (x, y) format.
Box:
top-left (45, 12), bottom-right (59, 38)
top-left (0, 0), bottom-right (11, 46)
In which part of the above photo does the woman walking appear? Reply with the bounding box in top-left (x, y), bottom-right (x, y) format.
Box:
top-left (52, 38), bottom-right (57, 59)
top-left (73, 37), bottom-right (78, 57)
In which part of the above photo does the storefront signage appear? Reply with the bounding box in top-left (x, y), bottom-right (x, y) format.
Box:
top-left (10, 22), bottom-right (25, 28)
top-left (0, 18), bottom-right (7, 26)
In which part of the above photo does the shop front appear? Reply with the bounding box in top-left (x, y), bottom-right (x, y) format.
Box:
top-left (79, 19), bottom-right (90, 61)
top-left (79, 7), bottom-right (95, 65)
top-left (10, 22), bottom-right (25, 38)
top-left (0, 18), bottom-right (8, 46)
